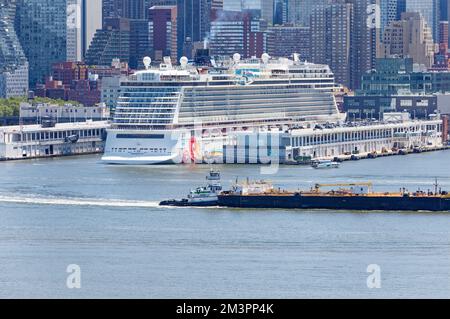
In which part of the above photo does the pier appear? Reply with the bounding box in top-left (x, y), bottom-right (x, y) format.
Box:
top-left (286, 116), bottom-right (447, 164)
top-left (0, 121), bottom-right (110, 161)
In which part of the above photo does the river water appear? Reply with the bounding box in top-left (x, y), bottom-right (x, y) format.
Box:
top-left (0, 151), bottom-right (450, 298)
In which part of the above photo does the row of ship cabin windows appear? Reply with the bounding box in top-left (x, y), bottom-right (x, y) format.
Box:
top-left (29, 109), bottom-right (98, 113)
top-left (111, 147), bottom-right (168, 153)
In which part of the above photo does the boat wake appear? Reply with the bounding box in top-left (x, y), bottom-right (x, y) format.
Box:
top-left (0, 194), bottom-right (162, 208)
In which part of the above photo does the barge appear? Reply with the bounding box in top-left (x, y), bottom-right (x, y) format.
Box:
top-left (218, 181), bottom-right (450, 212)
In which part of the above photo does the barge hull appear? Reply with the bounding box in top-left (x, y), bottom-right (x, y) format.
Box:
top-left (218, 195), bottom-right (450, 211)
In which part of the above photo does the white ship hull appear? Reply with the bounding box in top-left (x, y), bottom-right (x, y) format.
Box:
top-left (102, 127), bottom-right (284, 165)
top-left (101, 154), bottom-right (178, 165)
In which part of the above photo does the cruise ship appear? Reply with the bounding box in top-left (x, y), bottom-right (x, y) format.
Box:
top-left (102, 53), bottom-right (344, 165)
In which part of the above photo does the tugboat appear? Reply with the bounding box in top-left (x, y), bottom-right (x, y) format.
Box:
top-left (159, 170), bottom-right (222, 207)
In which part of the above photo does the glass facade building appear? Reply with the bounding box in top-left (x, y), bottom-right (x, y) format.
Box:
top-left (0, 0), bottom-right (28, 98)
top-left (177, 0), bottom-right (211, 59)
top-left (15, 0), bottom-right (70, 87)
top-left (406, 0), bottom-right (440, 41)
top-left (359, 58), bottom-right (450, 96)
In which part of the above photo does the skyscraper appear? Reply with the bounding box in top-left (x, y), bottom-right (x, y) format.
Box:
top-left (149, 0), bottom-right (177, 6)
top-left (102, 0), bottom-right (147, 22)
top-left (347, 0), bottom-right (380, 90)
top-left (380, 0), bottom-right (399, 39)
top-left (288, 0), bottom-right (328, 26)
top-left (148, 5), bottom-right (177, 62)
top-left (81, 0), bottom-right (103, 59)
top-left (209, 10), bottom-right (266, 58)
top-left (177, 0), bottom-right (211, 59)
top-left (406, 0), bottom-right (440, 41)
top-left (85, 18), bottom-right (131, 66)
top-left (0, 0), bottom-right (29, 98)
top-left (379, 12), bottom-right (436, 68)
top-left (440, 0), bottom-right (448, 21)
top-left (311, 2), bottom-right (353, 88)
top-left (211, 0), bottom-right (224, 10)
top-left (123, 0), bottom-right (147, 19)
top-left (311, 0), bottom-right (380, 90)
top-left (397, 0), bottom-right (406, 19)
top-left (274, 0), bottom-right (289, 25)
top-left (102, 0), bottom-right (124, 24)
top-left (223, 0), bottom-right (274, 24)
top-left (86, 17), bottom-right (151, 69)
top-left (15, 0), bottom-right (73, 87)
top-left (266, 24), bottom-right (311, 60)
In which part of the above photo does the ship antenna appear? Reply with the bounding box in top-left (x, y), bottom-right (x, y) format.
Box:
top-left (434, 178), bottom-right (439, 195)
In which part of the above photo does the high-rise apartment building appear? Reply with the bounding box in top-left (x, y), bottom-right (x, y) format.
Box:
top-left (148, 5), bottom-right (178, 63)
top-left (347, 0), bottom-right (380, 90)
top-left (311, 0), bottom-right (380, 89)
top-left (379, 12), bottom-right (436, 68)
top-left (311, 2), bottom-right (353, 88)
top-left (209, 10), bottom-right (266, 58)
top-left (223, 0), bottom-right (274, 24)
top-left (0, 0), bottom-right (29, 98)
top-left (15, 0), bottom-right (75, 87)
top-left (288, 0), bottom-right (328, 26)
top-left (102, 0), bottom-right (124, 23)
top-left (406, 0), bottom-right (440, 41)
top-left (273, 0), bottom-right (289, 25)
top-left (397, 0), bottom-right (406, 19)
top-left (211, 0), bottom-right (224, 10)
top-left (86, 17), bottom-right (150, 69)
top-left (85, 18), bottom-right (132, 66)
top-left (440, 0), bottom-right (448, 20)
top-left (82, 0), bottom-right (103, 59)
top-left (149, 0), bottom-right (177, 5)
top-left (380, 0), bottom-right (399, 39)
top-left (177, 0), bottom-right (211, 59)
top-left (266, 24), bottom-right (311, 60)
top-left (102, 0), bottom-right (147, 22)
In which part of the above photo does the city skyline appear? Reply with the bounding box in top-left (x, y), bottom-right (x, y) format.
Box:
top-left (2, 0), bottom-right (450, 95)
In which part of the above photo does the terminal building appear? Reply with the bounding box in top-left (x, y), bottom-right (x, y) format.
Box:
top-left (287, 114), bottom-right (447, 162)
top-left (0, 120), bottom-right (110, 160)
top-left (19, 102), bottom-right (110, 124)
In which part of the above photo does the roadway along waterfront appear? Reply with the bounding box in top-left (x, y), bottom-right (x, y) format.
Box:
top-left (0, 151), bottom-right (449, 298)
